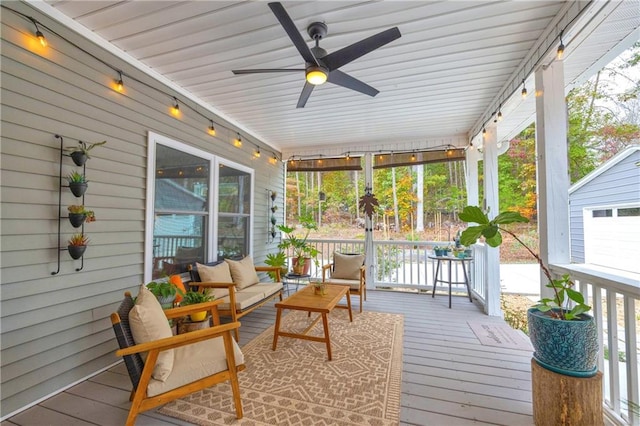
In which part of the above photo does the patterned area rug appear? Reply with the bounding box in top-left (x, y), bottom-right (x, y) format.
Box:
top-left (159, 310), bottom-right (404, 425)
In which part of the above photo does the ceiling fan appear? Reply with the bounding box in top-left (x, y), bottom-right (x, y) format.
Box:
top-left (231, 2), bottom-right (401, 108)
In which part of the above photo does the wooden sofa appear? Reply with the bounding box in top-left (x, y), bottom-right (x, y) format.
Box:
top-left (188, 256), bottom-right (283, 340)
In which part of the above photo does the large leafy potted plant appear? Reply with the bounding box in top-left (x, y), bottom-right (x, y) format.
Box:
top-left (265, 250), bottom-right (289, 280)
top-left (458, 205), bottom-right (597, 377)
top-left (276, 215), bottom-right (319, 275)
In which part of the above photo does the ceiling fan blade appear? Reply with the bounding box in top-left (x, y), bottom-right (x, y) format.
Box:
top-left (296, 82), bottom-right (315, 108)
top-left (268, 2), bottom-right (318, 66)
top-left (327, 70), bottom-right (379, 97)
top-left (232, 69), bottom-right (304, 74)
top-left (323, 27), bottom-right (401, 71)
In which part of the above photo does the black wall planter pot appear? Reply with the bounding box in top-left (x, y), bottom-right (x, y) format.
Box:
top-left (68, 213), bottom-right (86, 228)
top-left (69, 182), bottom-right (87, 197)
top-left (68, 245), bottom-right (86, 260)
top-left (70, 151), bottom-right (88, 166)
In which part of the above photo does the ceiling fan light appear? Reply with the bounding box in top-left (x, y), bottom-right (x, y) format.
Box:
top-left (306, 68), bottom-right (328, 85)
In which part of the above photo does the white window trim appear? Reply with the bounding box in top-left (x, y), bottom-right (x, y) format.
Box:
top-left (145, 131), bottom-right (254, 282)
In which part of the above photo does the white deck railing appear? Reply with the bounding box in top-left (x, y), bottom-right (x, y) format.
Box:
top-left (550, 263), bottom-right (640, 425)
top-left (307, 238), bottom-right (639, 425)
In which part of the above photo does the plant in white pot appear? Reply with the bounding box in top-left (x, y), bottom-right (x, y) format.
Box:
top-left (458, 205), bottom-right (597, 377)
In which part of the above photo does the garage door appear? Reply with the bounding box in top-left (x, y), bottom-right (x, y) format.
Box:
top-left (583, 206), bottom-right (640, 274)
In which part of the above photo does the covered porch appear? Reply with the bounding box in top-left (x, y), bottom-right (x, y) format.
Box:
top-left (1, 0), bottom-right (639, 425)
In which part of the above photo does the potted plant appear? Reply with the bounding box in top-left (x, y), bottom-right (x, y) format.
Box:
top-left (181, 289), bottom-right (215, 322)
top-left (67, 171), bottom-right (88, 197)
top-left (146, 280), bottom-right (184, 309)
top-left (265, 251), bottom-right (289, 280)
top-left (67, 233), bottom-right (88, 259)
top-left (277, 215), bottom-right (319, 275)
top-left (64, 140), bottom-right (106, 166)
top-left (67, 205), bottom-right (95, 228)
top-left (458, 205), bottom-right (597, 377)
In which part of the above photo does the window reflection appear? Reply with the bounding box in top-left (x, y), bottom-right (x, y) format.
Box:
top-left (153, 145), bottom-right (209, 278)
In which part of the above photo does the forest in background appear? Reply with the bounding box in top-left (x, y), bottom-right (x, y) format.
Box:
top-left (284, 44), bottom-right (640, 258)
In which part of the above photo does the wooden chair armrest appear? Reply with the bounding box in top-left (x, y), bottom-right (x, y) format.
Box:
top-left (322, 263), bottom-right (333, 281)
top-left (116, 321), bottom-right (241, 357)
top-left (163, 299), bottom-right (222, 320)
top-left (254, 266), bottom-right (281, 282)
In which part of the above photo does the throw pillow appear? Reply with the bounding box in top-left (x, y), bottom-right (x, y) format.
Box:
top-left (196, 262), bottom-right (233, 299)
top-left (129, 284), bottom-right (174, 382)
top-left (332, 253), bottom-right (365, 280)
top-left (225, 256), bottom-right (259, 290)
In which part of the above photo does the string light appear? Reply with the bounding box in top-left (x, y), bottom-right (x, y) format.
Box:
top-left (2, 5), bottom-right (282, 166)
top-left (234, 133), bottom-right (242, 147)
top-left (30, 18), bottom-right (46, 47)
top-left (171, 97), bottom-right (180, 116)
top-left (115, 71), bottom-right (124, 92)
top-left (497, 110), bottom-right (503, 121)
top-left (521, 79), bottom-right (527, 99)
top-left (254, 147), bottom-right (261, 158)
top-left (557, 30), bottom-right (565, 60)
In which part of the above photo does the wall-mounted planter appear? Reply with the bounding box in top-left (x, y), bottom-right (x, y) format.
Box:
top-left (68, 213), bottom-right (86, 228)
top-left (69, 182), bottom-right (87, 197)
top-left (70, 151), bottom-right (88, 166)
top-left (68, 245), bottom-right (86, 260)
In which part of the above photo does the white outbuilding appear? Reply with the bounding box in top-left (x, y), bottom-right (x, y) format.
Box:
top-left (569, 145), bottom-right (640, 274)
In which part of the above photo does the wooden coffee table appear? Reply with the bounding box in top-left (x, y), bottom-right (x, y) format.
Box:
top-left (272, 284), bottom-right (352, 361)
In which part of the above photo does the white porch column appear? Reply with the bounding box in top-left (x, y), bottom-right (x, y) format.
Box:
top-left (364, 153), bottom-right (375, 290)
top-left (465, 143), bottom-right (480, 207)
top-left (483, 126), bottom-right (502, 317)
top-left (535, 61), bottom-right (570, 298)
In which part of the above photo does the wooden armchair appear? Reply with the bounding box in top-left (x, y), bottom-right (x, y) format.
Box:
top-left (322, 252), bottom-right (367, 312)
top-left (111, 290), bottom-right (245, 426)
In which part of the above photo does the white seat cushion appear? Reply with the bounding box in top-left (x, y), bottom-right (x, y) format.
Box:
top-left (218, 282), bottom-right (282, 311)
top-left (129, 285), bottom-right (174, 382)
top-left (325, 278), bottom-right (362, 291)
top-left (147, 334), bottom-right (244, 397)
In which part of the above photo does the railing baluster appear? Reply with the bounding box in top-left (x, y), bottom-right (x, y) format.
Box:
top-left (624, 295), bottom-right (638, 424)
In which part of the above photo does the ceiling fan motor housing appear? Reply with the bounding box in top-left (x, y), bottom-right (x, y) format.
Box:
top-left (307, 22), bottom-right (328, 40)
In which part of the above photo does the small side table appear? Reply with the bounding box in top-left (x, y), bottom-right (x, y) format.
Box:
top-left (282, 273), bottom-right (310, 296)
top-left (428, 255), bottom-right (473, 308)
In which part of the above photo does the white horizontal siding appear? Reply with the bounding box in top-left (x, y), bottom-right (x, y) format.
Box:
top-left (0, 3), bottom-right (283, 417)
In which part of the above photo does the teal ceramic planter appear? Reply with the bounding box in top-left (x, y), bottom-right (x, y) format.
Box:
top-left (527, 308), bottom-right (598, 377)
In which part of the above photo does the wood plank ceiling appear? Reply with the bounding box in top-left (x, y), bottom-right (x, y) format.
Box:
top-left (40, 1), bottom-right (638, 157)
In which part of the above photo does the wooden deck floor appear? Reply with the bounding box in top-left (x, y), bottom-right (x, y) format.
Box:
top-left (4, 289), bottom-right (534, 426)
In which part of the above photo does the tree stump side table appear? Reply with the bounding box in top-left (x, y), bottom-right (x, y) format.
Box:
top-left (531, 359), bottom-right (603, 425)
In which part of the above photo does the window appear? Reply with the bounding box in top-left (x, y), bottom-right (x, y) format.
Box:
top-left (618, 207), bottom-right (640, 217)
top-left (217, 161), bottom-right (253, 260)
top-left (592, 209), bottom-right (612, 218)
top-left (146, 133), bottom-right (254, 280)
